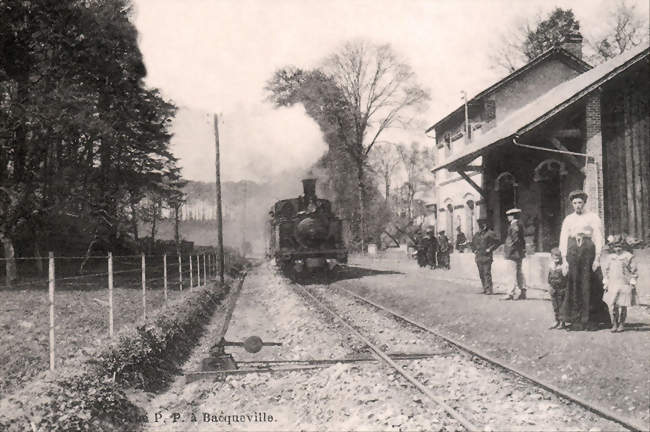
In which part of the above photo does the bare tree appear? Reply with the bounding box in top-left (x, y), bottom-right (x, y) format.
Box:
top-left (321, 40), bottom-right (430, 251)
top-left (488, 17), bottom-right (535, 73)
top-left (587, 0), bottom-right (649, 63)
top-left (395, 142), bottom-right (434, 222)
top-left (369, 142), bottom-right (400, 202)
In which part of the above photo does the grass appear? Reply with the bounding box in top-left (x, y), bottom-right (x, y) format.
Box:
top-left (0, 269), bottom-right (200, 398)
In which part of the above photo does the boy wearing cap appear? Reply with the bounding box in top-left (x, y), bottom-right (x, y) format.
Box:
top-left (548, 247), bottom-right (567, 329)
top-left (504, 208), bottom-right (526, 300)
top-left (472, 218), bottom-right (500, 294)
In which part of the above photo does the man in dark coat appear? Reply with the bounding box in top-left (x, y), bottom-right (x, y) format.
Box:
top-left (471, 218), bottom-right (500, 294)
top-left (414, 233), bottom-right (428, 267)
top-left (437, 230), bottom-right (450, 269)
top-left (455, 226), bottom-right (468, 253)
top-left (504, 208), bottom-right (526, 300)
top-left (425, 227), bottom-right (438, 268)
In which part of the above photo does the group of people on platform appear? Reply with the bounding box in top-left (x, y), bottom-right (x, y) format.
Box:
top-left (414, 228), bottom-right (452, 270)
top-left (471, 189), bottom-right (640, 332)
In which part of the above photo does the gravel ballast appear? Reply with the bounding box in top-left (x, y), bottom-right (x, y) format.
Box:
top-left (138, 263), bottom-right (627, 431)
top-left (141, 264), bottom-right (458, 431)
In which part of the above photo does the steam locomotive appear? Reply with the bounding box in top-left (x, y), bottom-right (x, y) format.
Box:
top-left (267, 179), bottom-right (347, 274)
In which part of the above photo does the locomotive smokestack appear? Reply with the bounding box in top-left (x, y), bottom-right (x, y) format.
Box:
top-left (302, 178), bottom-right (317, 198)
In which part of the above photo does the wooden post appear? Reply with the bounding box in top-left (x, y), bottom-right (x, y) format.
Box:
top-left (214, 114), bottom-right (225, 283)
top-left (108, 252), bottom-right (114, 338)
top-left (178, 254), bottom-right (183, 291)
top-left (189, 252), bottom-right (194, 289)
top-left (163, 254), bottom-right (168, 303)
top-left (203, 254), bottom-right (208, 286)
top-left (48, 252), bottom-right (55, 371)
top-left (141, 253), bottom-right (146, 321)
top-left (196, 255), bottom-right (201, 287)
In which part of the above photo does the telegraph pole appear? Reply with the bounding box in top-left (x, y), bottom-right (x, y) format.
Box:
top-left (214, 114), bottom-right (225, 283)
top-left (241, 183), bottom-right (247, 258)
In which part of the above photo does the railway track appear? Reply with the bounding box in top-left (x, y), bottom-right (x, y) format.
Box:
top-left (292, 277), bottom-right (640, 432)
top-left (337, 285), bottom-right (647, 432)
top-left (293, 281), bottom-right (479, 431)
top-left (148, 264), bottom-right (640, 431)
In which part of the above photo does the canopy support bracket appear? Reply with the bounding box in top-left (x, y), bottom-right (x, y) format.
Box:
top-left (457, 170), bottom-right (486, 199)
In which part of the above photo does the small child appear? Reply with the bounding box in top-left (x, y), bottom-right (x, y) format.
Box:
top-left (547, 247), bottom-right (567, 329)
top-left (603, 235), bottom-right (639, 333)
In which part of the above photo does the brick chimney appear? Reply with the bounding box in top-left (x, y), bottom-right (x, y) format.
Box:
top-left (562, 33), bottom-right (583, 59)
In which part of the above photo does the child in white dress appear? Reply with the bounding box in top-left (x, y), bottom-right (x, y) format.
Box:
top-left (603, 235), bottom-right (639, 332)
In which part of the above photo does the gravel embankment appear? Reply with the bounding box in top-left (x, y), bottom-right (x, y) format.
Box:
top-left (140, 264), bottom-right (459, 431)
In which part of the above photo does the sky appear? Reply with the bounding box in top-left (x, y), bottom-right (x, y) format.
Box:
top-left (132, 0), bottom-right (649, 183)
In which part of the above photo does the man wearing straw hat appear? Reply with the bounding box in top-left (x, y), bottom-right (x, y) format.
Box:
top-left (504, 208), bottom-right (526, 300)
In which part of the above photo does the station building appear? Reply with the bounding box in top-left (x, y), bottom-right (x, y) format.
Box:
top-left (427, 41), bottom-right (650, 289)
top-left (426, 36), bottom-right (590, 246)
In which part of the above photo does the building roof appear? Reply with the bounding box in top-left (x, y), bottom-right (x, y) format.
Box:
top-left (425, 47), bottom-right (591, 134)
top-left (432, 44), bottom-right (649, 173)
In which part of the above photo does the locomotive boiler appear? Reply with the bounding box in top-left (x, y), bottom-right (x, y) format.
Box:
top-left (267, 179), bottom-right (347, 274)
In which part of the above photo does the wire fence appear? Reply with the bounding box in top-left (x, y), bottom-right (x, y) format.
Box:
top-left (0, 251), bottom-right (230, 380)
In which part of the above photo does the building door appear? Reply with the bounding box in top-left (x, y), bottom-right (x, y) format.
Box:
top-left (446, 203), bottom-right (454, 237)
top-left (534, 159), bottom-right (567, 252)
top-left (495, 172), bottom-right (517, 241)
top-left (539, 177), bottom-right (561, 251)
top-left (498, 185), bottom-right (515, 240)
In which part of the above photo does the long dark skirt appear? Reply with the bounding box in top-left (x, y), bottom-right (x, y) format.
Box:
top-left (590, 268), bottom-right (612, 326)
top-left (559, 237), bottom-right (595, 324)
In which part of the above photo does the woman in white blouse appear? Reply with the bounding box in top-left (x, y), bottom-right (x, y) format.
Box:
top-left (558, 190), bottom-right (604, 330)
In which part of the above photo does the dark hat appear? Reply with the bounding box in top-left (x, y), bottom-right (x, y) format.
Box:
top-left (438, 230), bottom-right (445, 234)
top-left (568, 190), bottom-right (588, 201)
top-left (505, 208), bottom-right (521, 215)
top-left (477, 217), bottom-right (488, 224)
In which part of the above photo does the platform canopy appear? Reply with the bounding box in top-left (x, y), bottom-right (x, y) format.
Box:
top-left (431, 44), bottom-right (649, 174)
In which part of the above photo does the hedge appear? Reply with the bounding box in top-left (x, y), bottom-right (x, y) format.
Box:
top-left (0, 281), bottom-right (231, 431)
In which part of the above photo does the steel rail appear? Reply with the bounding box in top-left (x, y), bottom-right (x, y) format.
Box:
top-left (340, 287), bottom-right (646, 432)
top-left (236, 352), bottom-right (453, 365)
top-left (186, 353), bottom-right (455, 381)
top-left (294, 283), bottom-right (479, 432)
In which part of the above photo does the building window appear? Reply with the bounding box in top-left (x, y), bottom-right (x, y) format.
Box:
top-left (465, 199), bottom-right (476, 239)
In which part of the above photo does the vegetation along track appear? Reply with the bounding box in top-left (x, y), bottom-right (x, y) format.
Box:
top-left (293, 279), bottom-right (634, 431)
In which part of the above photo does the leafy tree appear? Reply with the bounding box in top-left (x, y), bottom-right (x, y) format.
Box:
top-left (0, 0), bottom-right (182, 280)
top-left (523, 8), bottom-right (581, 60)
top-left (489, 8), bottom-right (581, 73)
top-left (267, 40), bottom-right (429, 251)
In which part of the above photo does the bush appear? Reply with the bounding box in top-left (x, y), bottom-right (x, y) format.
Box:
top-left (0, 283), bottom-right (230, 431)
top-left (97, 286), bottom-right (227, 390)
